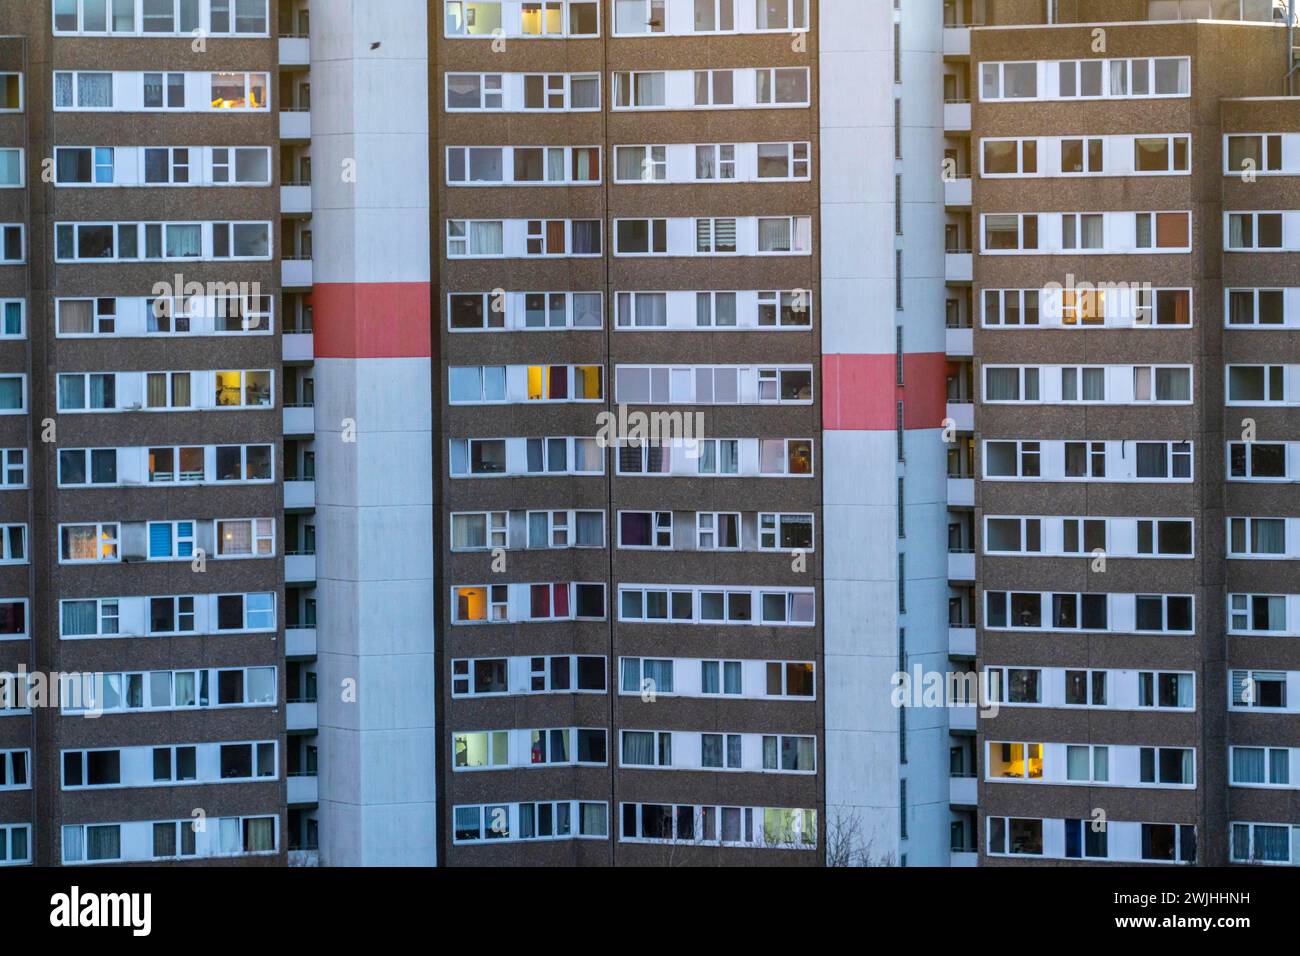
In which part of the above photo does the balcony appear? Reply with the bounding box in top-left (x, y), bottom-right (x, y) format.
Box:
top-left (283, 403), bottom-right (314, 436)
top-left (286, 626), bottom-right (317, 658)
top-left (948, 550), bottom-right (975, 581)
top-left (279, 35), bottom-right (310, 66)
top-left (944, 175), bottom-right (972, 207)
top-left (288, 773), bottom-right (319, 805)
top-left (950, 705), bottom-right (976, 732)
top-left (288, 849), bottom-right (320, 867)
top-left (945, 401), bottom-right (974, 432)
top-left (943, 26), bottom-right (971, 57)
top-left (947, 477), bottom-right (974, 507)
top-left (945, 325), bottom-right (972, 356)
top-left (287, 699), bottom-right (318, 732)
top-left (286, 552), bottom-right (317, 585)
top-left (285, 479), bottom-right (316, 511)
top-left (282, 257), bottom-right (313, 289)
top-left (950, 850), bottom-right (978, 867)
top-left (949, 625), bottom-right (976, 657)
top-left (280, 109), bottom-right (311, 141)
top-left (284, 330), bottom-right (314, 363)
top-left (944, 100), bottom-right (971, 132)
top-left (281, 183), bottom-right (311, 215)
top-left (949, 774), bottom-right (978, 806)
top-left (945, 252), bottom-right (973, 282)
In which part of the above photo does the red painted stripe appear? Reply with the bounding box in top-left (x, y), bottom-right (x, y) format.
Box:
top-left (311, 282), bottom-right (432, 359)
top-left (822, 352), bottom-right (948, 431)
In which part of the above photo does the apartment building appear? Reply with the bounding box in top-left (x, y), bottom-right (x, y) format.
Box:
top-left (0, 0), bottom-right (287, 867)
top-left (943, 0), bottom-right (1300, 866)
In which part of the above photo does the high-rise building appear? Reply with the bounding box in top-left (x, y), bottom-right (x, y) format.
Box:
top-left (951, 0), bottom-right (1300, 866)
top-left (0, 0), bottom-right (285, 866)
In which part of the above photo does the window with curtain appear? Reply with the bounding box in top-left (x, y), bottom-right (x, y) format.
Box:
top-left (1270, 748), bottom-right (1289, 784)
top-left (985, 367), bottom-right (1020, 401)
top-left (86, 824), bottom-right (120, 860)
top-left (758, 217), bottom-right (791, 252)
top-left (1253, 824), bottom-right (1289, 861)
top-left (61, 600), bottom-right (97, 636)
top-left (79, 72), bottom-right (112, 108)
top-left (243, 817), bottom-right (275, 852)
top-left (701, 661), bottom-right (719, 694)
top-left (1233, 747), bottom-right (1266, 783)
top-left (643, 659), bottom-right (672, 693)
top-left (219, 817), bottom-right (240, 854)
top-left (575, 511), bottom-right (602, 546)
top-left (581, 803), bottom-right (606, 836)
top-left (0, 377), bottom-right (21, 410)
top-left (1253, 519), bottom-right (1285, 554)
top-left (468, 221), bottom-right (502, 256)
top-left (622, 731), bottom-right (654, 765)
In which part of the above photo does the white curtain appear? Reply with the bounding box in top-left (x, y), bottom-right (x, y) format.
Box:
top-left (469, 221), bottom-right (502, 256)
top-left (80, 72), bottom-right (112, 107)
top-left (758, 217), bottom-right (790, 252)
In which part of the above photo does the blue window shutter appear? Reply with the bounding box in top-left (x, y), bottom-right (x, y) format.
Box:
top-left (148, 523), bottom-right (172, 558)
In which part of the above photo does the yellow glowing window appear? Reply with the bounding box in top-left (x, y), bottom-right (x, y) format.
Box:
top-left (994, 742), bottom-right (1044, 778)
top-left (215, 371), bottom-right (244, 406)
top-left (1061, 289), bottom-right (1104, 325)
top-left (454, 730), bottom-right (508, 768)
top-left (456, 587), bottom-right (487, 621)
top-left (575, 365), bottom-right (602, 399)
top-left (527, 365), bottom-right (547, 400)
top-left (521, 2), bottom-right (563, 35)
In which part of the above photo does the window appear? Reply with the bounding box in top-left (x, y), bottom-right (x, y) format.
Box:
top-left (451, 512), bottom-right (508, 552)
top-left (754, 68), bottom-right (809, 105)
top-left (980, 62), bottom-right (1038, 100)
top-left (1232, 670), bottom-right (1288, 709)
top-left (613, 71), bottom-right (667, 108)
top-left (694, 0), bottom-right (735, 31)
top-left (982, 138), bottom-right (1037, 176)
top-left (619, 512), bottom-right (672, 549)
top-left (755, 0), bottom-right (806, 29)
top-left (148, 596), bottom-right (197, 635)
top-left (0, 750), bottom-right (28, 789)
top-left (1064, 819), bottom-right (1109, 860)
top-left (1227, 288), bottom-right (1286, 326)
top-left (215, 519), bottom-right (274, 558)
top-left (758, 513), bottom-right (813, 551)
top-left (1229, 517), bottom-right (1288, 557)
top-left (1230, 747), bottom-right (1290, 786)
top-left (147, 521), bottom-right (195, 560)
top-left (982, 289), bottom-right (1040, 326)
top-left (1227, 365), bottom-right (1287, 404)
top-left (615, 145), bottom-right (666, 182)
top-left (694, 144), bottom-right (736, 181)
top-left (54, 71), bottom-right (114, 109)
top-left (1227, 212), bottom-right (1284, 251)
top-left (1229, 442), bottom-right (1288, 481)
top-left (1135, 135), bottom-right (1190, 172)
top-left (1229, 593), bottom-right (1288, 634)
top-left (1226, 134), bottom-right (1283, 175)
top-left (0, 74), bottom-right (20, 111)
top-left (756, 142), bottom-right (809, 179)
top-left (616, 219), bottom-right (666, 255)
top-left (1139, 671), bottom-right (1195, 709)
top-left (0, 149), bottom-right (21, 188)
top-left (210, 72), bottom-right (268, 109)
top-left (1141, 824), bottom-right (1196, 863)
top-left (757, 216), bottom-right (810, 253)
top-left (697, 512), bottom-right (740, 549)
top-left (60, 523), bottom-right (118, 562)
top-left (693, 70), bottom-right (734, 106)
top-left (214, 370), bottom-right (272, 407)
top-left (1061, 139), bottom-right (1104, 175)
top-left (1139, 747), bottom-right (1194, 785)
top-left (1135, 211), bottom-right (1190, 250)
top-left (987, 817), bottom-right (1043, 856)
top-left (1134, 594), bottom-right (1194, 632)
top-left (983, 213), bottom-right (1037, 251)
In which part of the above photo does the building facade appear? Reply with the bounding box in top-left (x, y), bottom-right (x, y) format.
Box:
top-left (0, 0), bottom-right (1296, 869)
